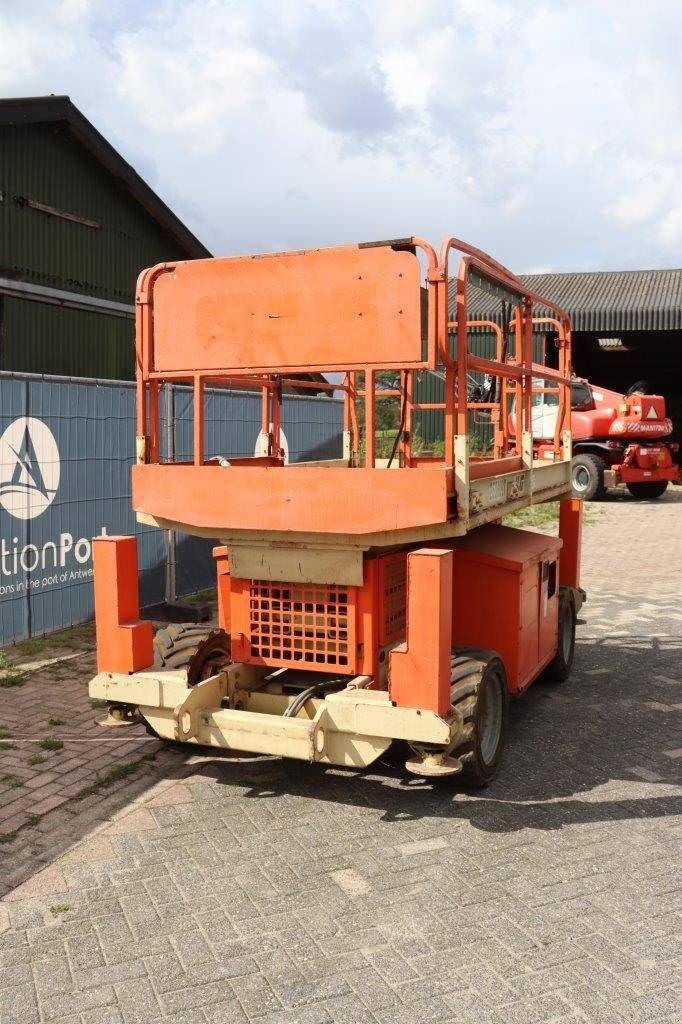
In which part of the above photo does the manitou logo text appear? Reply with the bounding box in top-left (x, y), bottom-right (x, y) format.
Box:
top-left (0, 417), bottom-right (60, 519)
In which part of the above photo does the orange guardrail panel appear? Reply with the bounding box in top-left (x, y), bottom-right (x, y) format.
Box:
top-left (148, 244), bottom-right (423, 374)
top-left (132, 465), bottom-right (452, 535)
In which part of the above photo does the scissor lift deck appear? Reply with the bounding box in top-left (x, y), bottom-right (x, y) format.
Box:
top-left (91, 236), bottom-right (584, 782)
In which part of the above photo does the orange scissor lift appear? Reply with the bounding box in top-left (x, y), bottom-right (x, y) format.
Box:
top-left (90, 236), bottom-right (584, 783)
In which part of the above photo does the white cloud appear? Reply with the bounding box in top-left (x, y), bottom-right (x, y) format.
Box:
top-left (1, 0), bottom-right (681, 270)
top-left (657, 205), bottom-right (682, 248)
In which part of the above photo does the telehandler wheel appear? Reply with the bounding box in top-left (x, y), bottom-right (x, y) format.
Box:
top-left (544, 587), bottom-right (576, 683)
top-left (571, 453), bottom-right (606, 501)
top-left (153, 623), bottom-right (230, 684)
top-left (450, 649), bottom-right (509, 787)
top-left (626, 480), bottom-right (669, 499)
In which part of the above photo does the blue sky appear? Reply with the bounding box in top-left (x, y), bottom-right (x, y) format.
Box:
top-left (2, 0), bottom-right (681, 272)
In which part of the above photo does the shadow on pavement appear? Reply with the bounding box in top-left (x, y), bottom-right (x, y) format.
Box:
top-left (1, 618), bottom-right (679, 899)
top-left (190, 627), bottom-right (681, 834)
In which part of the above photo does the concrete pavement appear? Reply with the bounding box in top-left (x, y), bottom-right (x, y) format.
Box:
top-left (0, 489), bottom-right (680, 1024)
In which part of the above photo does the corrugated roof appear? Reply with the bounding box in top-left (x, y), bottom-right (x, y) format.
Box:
top-left (455, 267), bottom-right (682, 332)
top-left (0, 96), bottom-right (211, 259)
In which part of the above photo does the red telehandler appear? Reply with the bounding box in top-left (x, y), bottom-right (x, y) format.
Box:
top-left (569, 378), bottom-right (680, 500)
top-left (525, 376), bottom-right (680, 500)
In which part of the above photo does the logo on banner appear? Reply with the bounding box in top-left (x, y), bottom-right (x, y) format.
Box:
top-left (0, 417), bottom-right (60, 520)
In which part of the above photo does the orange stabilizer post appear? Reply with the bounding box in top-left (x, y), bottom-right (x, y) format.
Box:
top-left (389, 548), bottom-right (453, 716)
top-left (213, 545), bottom-right (231, 633)
top-left (93, 536), bottom-right (154, 674)
top-left (559, 498), bottom-right (582, 589)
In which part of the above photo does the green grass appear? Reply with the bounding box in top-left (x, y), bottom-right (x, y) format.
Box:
top-left (504, 499), bottom-right (600, 530)
top-left (0, 727), bottom-right (10, 740)
top-left (75, 760), bottom-right (140, 800)
top-left (48, 716), bottom-right (64, 727)
top-left (90, 698), bottom-right (108, 709)
top-left (72, 622), bottom-right (95, 637)
top-left (45, 631), bottom-right (80, 648)
top-left (48, 623), bottom-right (95, 645)
top-left (1, 623), bottom-right (95, 668)
top-left (28, 754), bottom-right (47, 766)
top-left (186, 588), bottom-right (216, 604)
top-left (504, 501), bottom-right (560, 529)
top-left (48, 904), bottom-right (71, 916)
top-left (27, 814), bottom-right (41, 827)
top-left (18, 638), bottom-right (46, 657)
top-left (40, 737), bottom-right (64, 752)
top-left (0, 830), bottom-right (17, 844)
top-left (1, 775), bottom-right (24, 789)
top-left (0, 741), bottom-right (16, 751)
top-left (0, 672), bottom-right (24, 688)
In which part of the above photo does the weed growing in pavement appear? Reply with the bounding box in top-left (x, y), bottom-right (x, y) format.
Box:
top-left (0, 830), bottom-right (17, 844)
top-left (27, 814), bottom-right (41, 827)
top-left (0, 741), bottom-right (16, 751)
top-left (0, 727), bottom-right (10, 739)
top-left (40, 737), bottom-right (64, 752)
top-left (90, 698), bottom-right (107, 709)
top-left (0, 652), bottom-right (7, 670)
top-left (75, 760), bottom-right (140, 799)
top-left (48, 716), bottom-right (64, 727)
top-left (49, 904), bottom-right (71, 916)
top-left (0, 775), bottom-right (24, 788)
top-left (28, 754), bottom-right (47, 766)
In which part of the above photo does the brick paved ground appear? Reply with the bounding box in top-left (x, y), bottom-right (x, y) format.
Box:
top-left (580, 487), bottom-right (681, 597)
top-left (0, 631), bottom-right (159, 844)
top-left (0, 490), bottom-right (680, 1023)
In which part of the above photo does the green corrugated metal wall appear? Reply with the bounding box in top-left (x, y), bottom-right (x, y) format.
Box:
top-left (0, 122), bottom-right (190, 379)
top-left (0, 297), bottom-right (133, 379)
top-left (413, 327), bottom-right (547, 449)
top-left (413, 328), bottom-right (499, 448)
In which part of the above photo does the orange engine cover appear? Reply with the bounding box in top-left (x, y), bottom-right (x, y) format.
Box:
top-left (449, 525), bottom-right (562, 693)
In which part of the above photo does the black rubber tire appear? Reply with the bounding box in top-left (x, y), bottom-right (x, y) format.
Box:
top-left (153, 623), bottom-right (230, 680)
top-left (571, 453), bottom-right (606, 501)
top-left (544, 587), bottom-right (576, 683)
top-left (145, 624), bottom-right (230, 742)
top-left (626, 480), bottom-right (669, 499)
top-left (450, 648), bottom-right (509, 787)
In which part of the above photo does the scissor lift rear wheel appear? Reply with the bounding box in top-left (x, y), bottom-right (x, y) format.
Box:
top-left (450, 648), bottom-right (509, 787)
top-left (139, 624), bottom-right (231, 741)
top-left (407, 648), bottom-right (509, 785)
top-left (153, 623), bottom-right (231, 684)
